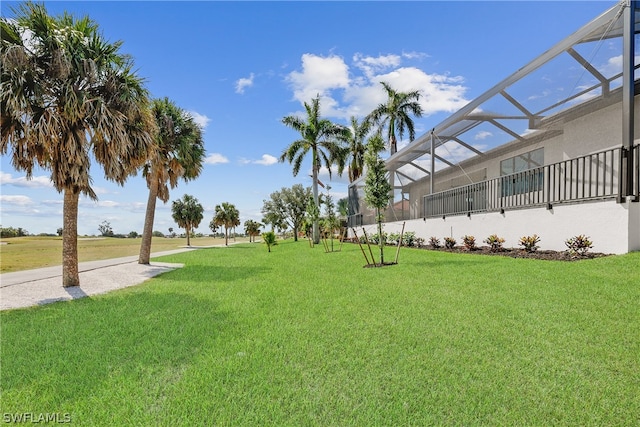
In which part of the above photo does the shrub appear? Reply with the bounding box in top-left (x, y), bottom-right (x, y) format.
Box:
top-left (388, 232), bottom-right (401, 246)
top-left (429, 236), bottom-right (441, 249)
top-left (565, 235), bottom-right (593, 258)
top-left (402, 231), bottom-right (416, 247)
top-left (152, 230), bottom-right (165, 237)
top-left (444, 237), bottom-right (457, 249)
top-left (415, 237), bottom-right (425, 248)
top-left (369, 232), bottom-right (387, 245)
top-left (519, 234), bottom-right (540, 253)
top-left (484, 234), bottom-right (505, 252)
top-left (462, 235), bottom-right (477, 251)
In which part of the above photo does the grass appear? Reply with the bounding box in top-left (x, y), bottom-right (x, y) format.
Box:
top-left (0, 236), bottom-right (239, 273)
top-left (1, 241), bottom-right (639, 425)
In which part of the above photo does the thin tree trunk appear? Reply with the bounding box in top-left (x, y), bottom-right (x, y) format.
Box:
top-left (186, 225), bottom-right (191, 246)
top-left (312, 163), bottom-right (320, 245)
top-left (139, 180), bottom-right (158, 264)
top-left (62, 189), bottom-right (80, 287)
top-left (377, 209), bottom-right (384, 265)
top-left (225, 226), bottom-right (229, 246)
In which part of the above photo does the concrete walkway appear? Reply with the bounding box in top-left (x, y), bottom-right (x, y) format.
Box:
top-left (0, 247), bottom-right (197, 311)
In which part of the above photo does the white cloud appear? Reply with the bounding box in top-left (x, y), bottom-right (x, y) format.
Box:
top-left (239, 154), bottom-right (279, 166)
top-left (204, 153), bottom-right (229, 164)
top-left (285, 51), bottom-right (470, 127)
top-left (353, 53), bottom-right (401, 78)
top-left (285, 53), bottom-right (350, 104)
top-left (235, 73), bottom-right (255, 94)
top-left (372, 67), bottom-right (469, 116)
top-left (0, 172), bottom-right (53, 188)
top-left (254, 154), bottom-right (278, 165)
top-left (475, 131), bottom-right (493, 140)
top-left (342, 67), bottom-right (469, 122)
top-left (402, 51), bottom-right (429, 60)
top-left (0, 194), bottom-right (34, 206)
top-left (187, 111), bottom-right (211, 130)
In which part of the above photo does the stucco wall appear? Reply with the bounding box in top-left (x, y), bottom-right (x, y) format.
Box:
top-left (369, 199), bottom-right (634, 255)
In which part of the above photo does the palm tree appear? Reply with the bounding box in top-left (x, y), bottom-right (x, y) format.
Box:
top-left (343, 116), bottom-right (372, 182)
top-left (244, 219), bottom-right (262, 243)
top-left (279, 96), bottom-right (349, 244)
top-left (171, 194), bottom-right (204, 247)
top-left (366, 81), bottom-right (423, 155)
top-left (213, 202), bottom-right (240, 246)
top-left (138, 98), bottom-right (205, 264)
top-left (1, 3), bottom-right (155, 287)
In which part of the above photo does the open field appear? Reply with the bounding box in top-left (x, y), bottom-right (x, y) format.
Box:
top-left (1, 240), bottom-right (638, 425)
top-left (0, 236), bottom-right (245, 273)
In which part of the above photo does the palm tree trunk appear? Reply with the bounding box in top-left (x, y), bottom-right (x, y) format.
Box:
top-left (62, 189), bottom-right (80, 287)
top-left (186, 225), bottom-right (191, 246)
top-left (138, 180), bottom-right (158, 264)
top-left (225, 226), bottom-right (229, 246)
top-left (312, 165), bottom-right (320, 245)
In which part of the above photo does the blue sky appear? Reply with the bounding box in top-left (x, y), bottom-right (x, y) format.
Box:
top-left (1, 0), bottom-right (616, 236)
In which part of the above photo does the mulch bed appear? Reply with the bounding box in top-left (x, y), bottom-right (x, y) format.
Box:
top-left (411, 245), bottom-right (610, 261)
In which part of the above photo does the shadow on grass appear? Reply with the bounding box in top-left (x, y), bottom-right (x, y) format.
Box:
top-left (1, 290), bottom-right (229, 408)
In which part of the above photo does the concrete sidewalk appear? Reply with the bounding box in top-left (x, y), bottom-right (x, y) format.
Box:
top-left (0, 247), bottom-right (196, 311)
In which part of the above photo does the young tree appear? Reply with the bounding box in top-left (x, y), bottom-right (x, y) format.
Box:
top-left (262, 231), bottom-right (277, 252)
top-left (364, 134), bottom-right (392, 265)
top-left (304, 195), bottom-right (320, 244)
top-left (171, 194), bottom-right (204, 246)
top-left (213, 202), bottom-right (240, 246)
top-left (366, 82), bottom-right (423, 155)
top-left (1, 3), bottom-right (155, 286)
top-left (139, 97), bottom-right (205, 264)
top-left (279, 95), bottom-right (349, 244)
top-left (321, 186), bottom-right (340, 251)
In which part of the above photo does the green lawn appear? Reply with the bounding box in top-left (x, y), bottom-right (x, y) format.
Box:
top-left (1, 241), bottom-right (638, 425)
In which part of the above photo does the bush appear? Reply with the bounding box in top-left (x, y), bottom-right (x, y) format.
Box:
top-left (428, 237), bottom-right (441, 249)
top-left (368, 232), bottom-right (387, 245)
top-left (519, 234), bottom-right (540, 253)
top-left (565, 235), bottom-right (593, 258)
top-left (444, 237), bottom-right (457, 249)
top-left (415, 237), bottom-right (425, 248)
top-left (388, 232), bottom-right (401, 246)
top-left (152, 231), bottom-right (165, 238)
top-left (484, 234), bottom-right (505, 252)
top-left (462, 235), bottom-right (477, 251)
top-left (402, 231), bottom-right (416, 247)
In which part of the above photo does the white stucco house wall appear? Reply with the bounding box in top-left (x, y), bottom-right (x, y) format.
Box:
top-left (348, 1), bottom-right (640, 255)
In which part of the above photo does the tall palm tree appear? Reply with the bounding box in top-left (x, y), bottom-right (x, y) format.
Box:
top-left (279, 96), bottom-right (349, 244)
top-left (138, 98), bottom-right (205, 264)
top-left (366, 81), bottom-right (423, 155)
top-left (1, 3), bottom-right (155, 287)
top-left (213, 202), bottom-right (240, 246)
top-left (343, 116), bottom-right (372, 182)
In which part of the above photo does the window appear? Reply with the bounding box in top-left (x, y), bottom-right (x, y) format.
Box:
top-left (500, 148), bottom-right (544, 196)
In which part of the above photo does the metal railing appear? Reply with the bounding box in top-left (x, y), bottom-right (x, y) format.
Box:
top-left (423, 147), bottom-right (624, 218)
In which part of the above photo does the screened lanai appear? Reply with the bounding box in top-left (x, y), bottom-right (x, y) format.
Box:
top-left (348, 0), bottom-right (640, 227)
